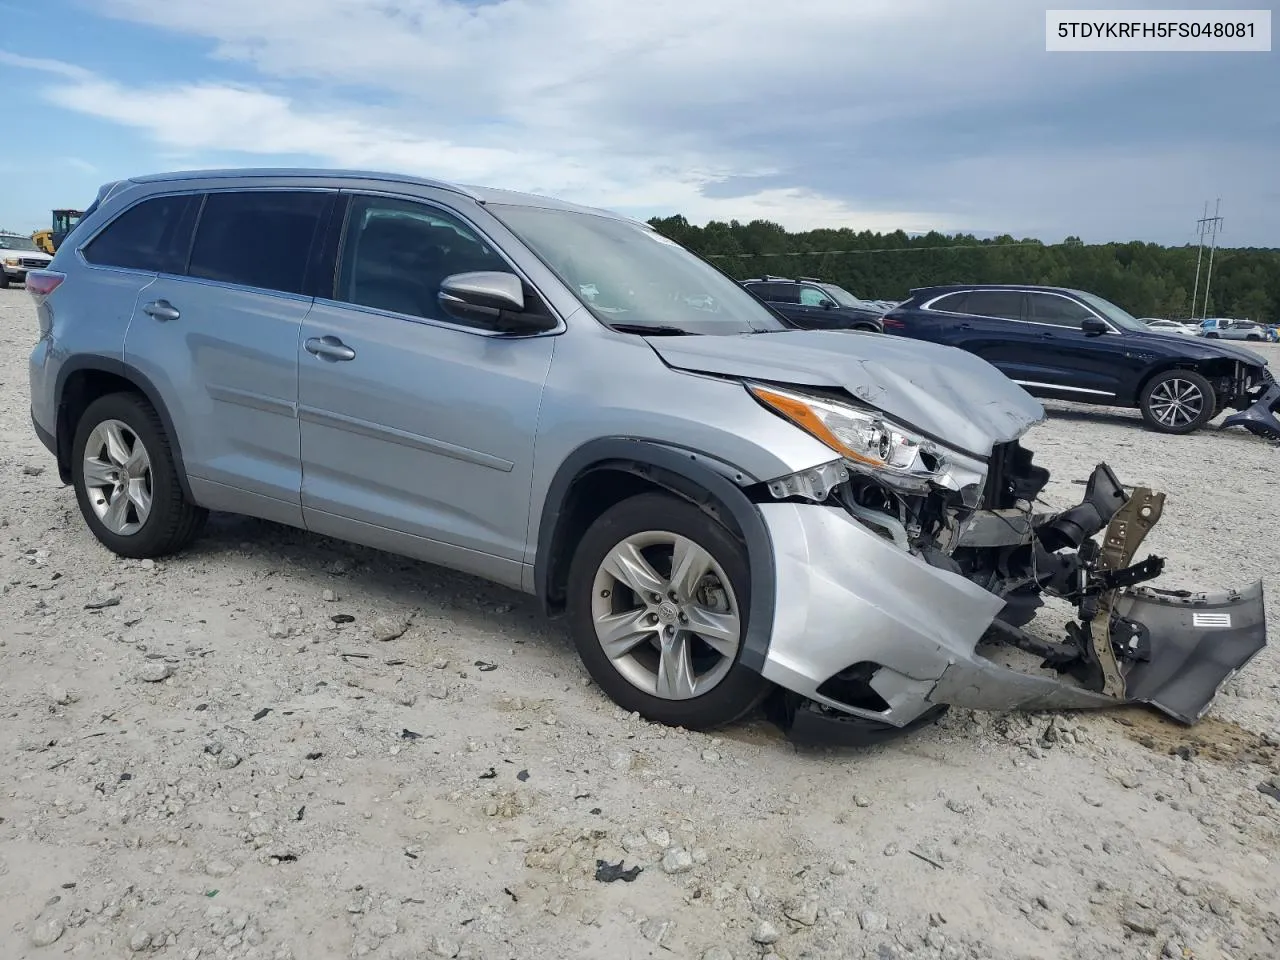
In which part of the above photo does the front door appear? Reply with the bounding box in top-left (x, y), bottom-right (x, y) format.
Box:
top-left (1018, 292), bottom-right (1127, 399)
top-left (297, 192), bottom-right (556, 588)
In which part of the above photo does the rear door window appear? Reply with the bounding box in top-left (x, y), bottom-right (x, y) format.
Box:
top-left (766, 284), bottom-right (800, 304)
top-left (82, 194), bottom-right (201, 274)
top-left (187, 190), bottom-right (331, 295)
top-left (965, 291), bottom-right (1024, 321)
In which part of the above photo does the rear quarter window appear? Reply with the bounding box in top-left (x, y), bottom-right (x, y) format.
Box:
top-left (928, 292), bottom-right (970, 314)
top-left (82, 194), bottom-right (201, 274)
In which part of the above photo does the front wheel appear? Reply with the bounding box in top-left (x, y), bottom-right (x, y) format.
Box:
top-left (71, 392), bottom-right (208, 558)
top-left (566, 492), bottom-right (771, 729)
top-left (1139, 370), bottom-right (1216, 434)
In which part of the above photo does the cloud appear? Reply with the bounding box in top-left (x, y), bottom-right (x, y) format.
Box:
top-left (23, 57), bottom-right (942, 231)
top-left (62, 157), bottom-right (99, 174)
top-left (3, 0), bottom-right (1273, 241)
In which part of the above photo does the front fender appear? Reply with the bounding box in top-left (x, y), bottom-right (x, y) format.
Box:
top-left (532, 437), bottom-right (781, 672)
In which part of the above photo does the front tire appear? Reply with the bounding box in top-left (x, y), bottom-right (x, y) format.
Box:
top-left (566, 492), bottom-right (771, 729)
top-left (1139, 370), bottom-right (1216, 434)
top-left (71, 392), bottom-right (207, 558)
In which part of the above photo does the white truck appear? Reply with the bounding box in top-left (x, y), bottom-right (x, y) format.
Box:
top-left (1, 233), bottom-right (53, 288)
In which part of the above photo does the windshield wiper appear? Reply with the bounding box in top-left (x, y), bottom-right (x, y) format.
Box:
top-left (609, 323), bottom-right (695, 336)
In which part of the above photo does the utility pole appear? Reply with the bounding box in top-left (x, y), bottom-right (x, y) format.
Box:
top-left (1194, 199), bottom-right (1223, 320)
top-left (1190, 201), bottom-right (1207, 320)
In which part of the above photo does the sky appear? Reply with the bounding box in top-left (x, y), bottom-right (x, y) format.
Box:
top-left (0, 0), bottom-right (1275, 244)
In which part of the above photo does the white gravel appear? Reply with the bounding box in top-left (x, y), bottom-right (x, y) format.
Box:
top-left (2, 287), bottom-right (1278, 960)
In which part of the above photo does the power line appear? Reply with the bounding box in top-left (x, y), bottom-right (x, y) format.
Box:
top-left (702, 239), bottom-right (1048, 259)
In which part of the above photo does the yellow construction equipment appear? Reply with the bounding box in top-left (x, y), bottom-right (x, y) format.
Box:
top-left (32, 209), bottom-right (84, 255)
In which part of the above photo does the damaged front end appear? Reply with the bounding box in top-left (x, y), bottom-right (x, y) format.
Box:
top-left (748, 384), bottom-right (1267, 745)
top-left (1222, 364), bottom-right (1280, 441)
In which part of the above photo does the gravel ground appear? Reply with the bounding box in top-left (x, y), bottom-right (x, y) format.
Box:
top-left (2, 287), bottom-right (1278, 960)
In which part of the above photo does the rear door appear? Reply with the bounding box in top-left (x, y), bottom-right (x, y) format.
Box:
top-left (750, 282), bottom-right (805, 326)
top-left (916, 289), bottom-right (1029, 367)
top-left (124, 188), bottom-right (334, 525)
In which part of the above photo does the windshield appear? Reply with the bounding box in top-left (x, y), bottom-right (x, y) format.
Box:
top-left (1074, 290), bottom-right (1149, 332)
top-left (0, 235), bottom-right (38, 252)
top-left (486, 204), bottom-right (785, 335)
top-left (819, 283), bottom-right (875, 310)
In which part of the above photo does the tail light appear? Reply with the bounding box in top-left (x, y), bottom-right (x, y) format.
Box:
top-left (881, 314), bottom-right (906, 330)
top-left (25, 270), bottom-right (65, 298)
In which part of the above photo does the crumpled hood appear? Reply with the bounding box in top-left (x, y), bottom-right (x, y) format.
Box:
top-left (647, 330), bottom-right (1046, 457)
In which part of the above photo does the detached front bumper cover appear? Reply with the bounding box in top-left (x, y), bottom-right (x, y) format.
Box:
top-left (1223, 381), bottom-right (1280, 442)
top-left (759, 463), bottom-right (1267, 745)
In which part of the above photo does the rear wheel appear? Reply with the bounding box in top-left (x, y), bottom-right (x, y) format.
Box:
top-left (1139, 370), bottom-right (1216, 434)
top-left (71, 392), bottom-right (207, 558)
top-left (566, 492), bottom-right (771, 729)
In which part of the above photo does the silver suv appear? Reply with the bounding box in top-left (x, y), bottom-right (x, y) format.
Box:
top-left (26, 169), bottom-right (1265, 742)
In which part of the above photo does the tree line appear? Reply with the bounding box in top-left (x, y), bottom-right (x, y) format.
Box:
top-left (647, 215), bottom-right (1280, 323)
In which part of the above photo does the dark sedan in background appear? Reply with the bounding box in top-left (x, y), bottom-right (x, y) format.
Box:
top-left (741, 276), bottom-right (884, 332)
top-left (881, 284), bottom-right (1279, 439)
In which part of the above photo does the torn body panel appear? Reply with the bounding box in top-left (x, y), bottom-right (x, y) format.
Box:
top-left (1223, 380), bottom-right (1280, 442)
top-left (756, 448), bottom-right (1268, 744)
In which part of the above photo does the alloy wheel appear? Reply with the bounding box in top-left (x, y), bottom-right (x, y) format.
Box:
top-left (82, 419), bottom-right (153, 535)
top-left (590, 531), bottom-right (741, 700)
top-left (1147, 378), bottom-right (1205, 429)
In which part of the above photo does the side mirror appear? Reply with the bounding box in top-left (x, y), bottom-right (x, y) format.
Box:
top-left (821, 299), bottom-right (835, 310)
top-left (438, 271), bottom-right (555, 333)
top-left (1080, 317), bottom-right (1108, 336)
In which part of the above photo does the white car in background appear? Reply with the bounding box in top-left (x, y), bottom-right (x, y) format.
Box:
top-left (1140, 318), bottom-right (1196, 335)
top-left (1, 234), bottom-right (52, 288)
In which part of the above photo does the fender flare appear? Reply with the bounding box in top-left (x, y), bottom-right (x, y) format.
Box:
top-left (534, 437), bottom-right (778, 673)
top-left (55, 354), bottom-right (195, 501)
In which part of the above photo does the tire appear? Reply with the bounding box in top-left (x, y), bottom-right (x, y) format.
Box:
top-left (70, 392), bottom-right (207, 558)
top-left (0, 273), bottom-right (9, 289)
top-left (1138, 370), bottom-right (1217, 434)
top-left (1205, 332), bottom-right (1219, 338)
top-left (566, 491), bottom-right (772, 729)
top-left (1247, 335), bottom-right (1261, 341)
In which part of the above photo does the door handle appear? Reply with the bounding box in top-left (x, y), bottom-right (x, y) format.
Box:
top-left (305, 336), bottom-right (356, 362)
top-left (143, 299), bottom-right (180, 322)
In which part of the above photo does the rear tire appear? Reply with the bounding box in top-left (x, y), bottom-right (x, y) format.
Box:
top-left (1138, 370), bottom-right (1216, 434)
top-left (566, 492), bottom-right (771, 729)
top-left (71, 392), bottom-right (207, 558)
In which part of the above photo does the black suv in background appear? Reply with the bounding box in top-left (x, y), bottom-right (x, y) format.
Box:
top-left (741, 276), bottom-right (884, 332)
top-left (882, 284), bottom-right (1279, 437)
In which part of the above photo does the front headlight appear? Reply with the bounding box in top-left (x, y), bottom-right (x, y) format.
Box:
top-left (3, 257), bottom-right (18, 267)
top-left (748, 383), bottom-right (987, 501)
